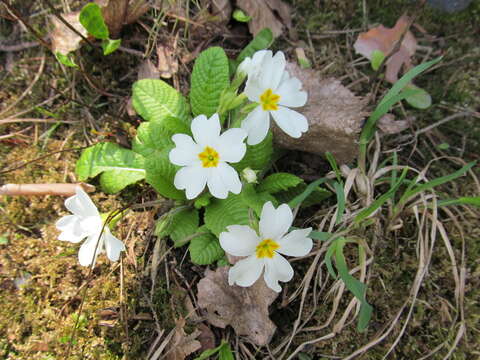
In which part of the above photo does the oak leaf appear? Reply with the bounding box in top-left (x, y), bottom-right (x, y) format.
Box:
top-left (236, 0), bottom-right (291, 38)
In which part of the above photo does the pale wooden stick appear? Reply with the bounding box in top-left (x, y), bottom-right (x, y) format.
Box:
top-left (0, 183), bottom-right (95, 196)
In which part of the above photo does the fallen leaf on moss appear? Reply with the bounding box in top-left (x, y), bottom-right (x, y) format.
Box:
top-left (165, 318), bottom-right (201, 360)
top-left (354, 15), bottom-right (417, 83)
top-left (50, 12), bottom-right (88, 55)
top-left (197, 267), bottom-right (277, 345)
top-left (236, 0), bottom-right (291, 38)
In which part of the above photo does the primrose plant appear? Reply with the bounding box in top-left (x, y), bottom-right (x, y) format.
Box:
top-left (69, 28), bottom-right (331, 293)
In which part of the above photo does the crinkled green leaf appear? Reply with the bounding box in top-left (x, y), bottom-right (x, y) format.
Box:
top-left (205, 193), bottom-right (250, 236)
top-left (102, 38), bottom-right (121, 55)
top-left (79, 3), bottom-right (109, 40)
top-left (158, 208), bottom-right (199, 247)
top-left (232, 9), bottom-right (251, 22)
top-left (132, 120), bottom-right (174, 157)
top-left (144, 147), bottom-right (184, 200)
top-left (132, 79), bottom-right (189, 123)
top-left (190, 47), bottom-right (230, 117)
top-left (76, 142), bottom-right (145, 193)
top-left (241, 184), bottom-right (277, 215)
top-left (257, 173), bottom-right (303, 194)
top-left (189, 228), bottom-right (224, 265)
top-left (233, 131), bottom-right (273, 171)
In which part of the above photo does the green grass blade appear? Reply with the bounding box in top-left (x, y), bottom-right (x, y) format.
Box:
top-left (288, 177), bottom-right (328, 208)
top-left (334, 181), bottom-right (345, 225)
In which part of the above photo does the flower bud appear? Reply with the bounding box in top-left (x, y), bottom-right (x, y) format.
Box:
top-left (242, 167), bottom-right (258, 184)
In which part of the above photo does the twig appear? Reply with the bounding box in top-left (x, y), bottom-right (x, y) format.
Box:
top-left (0, 183), bottom-right (95, 196)
top-left (0, 118), bottom-right (78, 124)
top-left (0, 40), bottom-right (40, 52)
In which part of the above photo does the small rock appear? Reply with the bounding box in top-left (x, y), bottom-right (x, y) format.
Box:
top-left (273, 63), bottom-right (368, 164)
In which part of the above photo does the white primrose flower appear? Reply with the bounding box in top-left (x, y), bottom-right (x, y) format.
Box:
top-left (241, 50), bottom-right (309, 145)
top-left (219, 201), bottom-right (313, 292)
top-left (55, 186), bottom-right (125, 267)
top-left (169, 113), bottom-right (247, 199)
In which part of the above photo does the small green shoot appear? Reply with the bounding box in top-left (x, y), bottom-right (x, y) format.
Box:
top-left (233, 9), bottom-right (251, 22)
top-left (370, 49), bottom-right (385, 70)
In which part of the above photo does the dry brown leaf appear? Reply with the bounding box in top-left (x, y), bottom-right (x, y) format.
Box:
top-left (50, 12), bottom-right (88, 54)
top-left (157, 43), bottom-right (179, 79)
top-left (165, 318), bottom-right (201, 360)
top-left (96, 0), bottom-right (149, 38)
top-left (377, 114), bottom-right (411, 134)
top-left (197, 267), bottom-right (277, 345)
top-left (272, 63), bottom-right (368, 164)
top-left (197, 323), bottom-right (216, 352)
top-left (138, 59), bottom-right (160, 80)
top-left (354, 15), bottom-right (417, 83)
top-left (236, 0), bottom-right (291, 38)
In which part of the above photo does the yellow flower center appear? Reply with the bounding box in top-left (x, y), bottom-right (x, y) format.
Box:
top-left (255, 238), bottom-right (280, 259)
top-left (198, 146), bottom-right (220, 168)
top-left (260, 88), bottom-right (281, 111)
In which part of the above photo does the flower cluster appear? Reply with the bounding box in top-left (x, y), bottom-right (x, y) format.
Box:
top-left (57, 50), bottom-right (313, 293)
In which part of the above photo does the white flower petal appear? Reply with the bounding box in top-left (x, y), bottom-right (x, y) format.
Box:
top-left (258, 51), bottom-right (286, 91)
top-left (220, 225), bottom-right (260, 256)
top-left (245, 77), bottom-right (265, 102)
top-left (169, 134), bottom-right (202, 166)
top-left (191, 114), bottom-right (221, 147)
top-left (104, 229), bottom-right (125, 262)
top-left (216, 128), bottom-right (247, 163)
top-left (263, 254), bottom-right (294, 292)
top-left (56, 215), bottom-right (88, 243)
top-left (65, 186), bottom-right (99, 217)
top-left (228, 255), bottom-right (264, 287)
top-left (271, 106), bottom-right (308, 139)
top-left (276, 76), bottom-right (307, 108)
top-left (174, 164), bottom-right (208, 199)
top-left (277, 228), bottom-right (313, 257)
top-left (207, 163), bottom-right (242, 199)
top-left (241, 106), bottom-right (270, 146)
top-left (259, 202), bottom-right (293, 240)
top-left (78, 233), bottom-right (104, 267)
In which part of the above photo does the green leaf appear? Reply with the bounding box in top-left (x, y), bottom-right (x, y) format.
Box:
top-left (144, 148), bottom-right (185, 200)
top-left (355, 168), bottom-right (408, 223)
top-left (158, 208), bottom-right (199, 247)
top-left (287, 178), bottom-right (329, 208)
top-left (189, 229), bottom-right (225, 265)
top-left (161, 116), bottom-right (191, 135)
top-left (102, 38), bottom-right (121, 55)
top-left (219, 343), bottom-right (235, 360)
top-left (359, 57), bottom-right (442, 160)
top-left (132, 120), bottom-right (174, 157)
top-left (76, 142), bottom-right (146, 193)
top-left (333, 181), bottom-right (345, 225)
top-left (233, 131), bottom-right (273, 171)
top-left (0, 236), bottom-right (8, 245)
top-left (241, 184), bottom-right (277, 215)
top-left (205, 193), bottom-right (250, 236)
top-left (399, 161), bottom-right (475, 206)
top-left (404, 84), bottom-right (432, 109)
top-left (79, 3), bottom-right (109, 40)
top-left (190, 47), bottom-right (230, 118)
top-left (55, 52), bottom-right (78, 68)
top-left (194, 341), bottom-right (229, 360)
top-left (438, 196), bottom-right (480, 208)
top-left (334, 238), bottom-right (373, 332)
top-left (257, 173), bottom-right (303, 194)
top-left (276, 182), bottom-right (331, 208)
top-left (232, 9), bottom-right (251, 22)
top-left (132, 79), bottom-right (190, 123)
top-left (370, 50), bottom-right (385, 71)
top-left (236, 28), bottom-right (274, 64)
